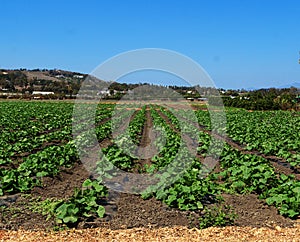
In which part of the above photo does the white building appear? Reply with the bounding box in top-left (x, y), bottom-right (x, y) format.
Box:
top-left (32, 91), bottom-right (55, 95)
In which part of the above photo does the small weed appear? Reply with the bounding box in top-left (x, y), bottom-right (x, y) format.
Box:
top-left (29, 197), bottom-right (64, 221)
top-left (199, 204), bottom-right (237, 229)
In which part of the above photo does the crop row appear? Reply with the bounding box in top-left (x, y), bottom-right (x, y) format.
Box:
top-left (0, 141), bottom-right (78, 195)
top-left (226, 110), bottom-right (300, 166)
top-left (164, 106), bottom-right (300, 168)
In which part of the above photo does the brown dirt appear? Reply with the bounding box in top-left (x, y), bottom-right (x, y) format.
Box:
top-left (31, 162), bottom-right (90, 200)
top-left (133, 109), bottom-right (153, 172)
top-left (100, 194), bottom-right (191, 230)
top-left (223, 194), bottom-right (294, 228)
top-left (0, 161), bottom-right (90, 231)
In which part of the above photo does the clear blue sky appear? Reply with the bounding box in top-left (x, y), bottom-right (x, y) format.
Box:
top-left (1, 0), bottom-right (300, 89)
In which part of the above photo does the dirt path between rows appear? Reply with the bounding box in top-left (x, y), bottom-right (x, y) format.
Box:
top-left (132, 109), bottom-right (153, 172)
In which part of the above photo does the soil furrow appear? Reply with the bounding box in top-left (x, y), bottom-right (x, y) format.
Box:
top-left (132, 109), bottom-right (153, 173)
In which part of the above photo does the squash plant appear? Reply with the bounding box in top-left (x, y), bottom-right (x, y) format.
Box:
top-left (54, 179), bottom-right (108, 225)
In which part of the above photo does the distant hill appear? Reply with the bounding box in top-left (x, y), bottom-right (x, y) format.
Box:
top-left (0, 69), bottom-right (299, 101)
top-left (245, 87), bottom-right (256, 91)
top-left (24, 69), bottom-right (87, 81)
top-left (279, 82), bottom-right (300, 89)
top-left (24, 71), bottom-right (62, 82)
top-left (0, 69), bottom-right (87, 81)
top-left (245, 83), bottom-right (300, 91)
top-left (0, 69), bottom-right (87, 95)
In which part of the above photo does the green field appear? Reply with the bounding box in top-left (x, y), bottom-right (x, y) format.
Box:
top-left (0, 100), bottom-right (300, 229)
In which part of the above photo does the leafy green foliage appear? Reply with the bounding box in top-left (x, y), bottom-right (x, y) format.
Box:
top-left (128, 106), bottom-right (147, 144)
top-left (264, 174), bottom-right (300, 218)
top-left (54, 179), bottom-right (108, 225)
top-left (102, 145), bottom-right (135, 171)
top-left (154, 167), bottom-right (220, 211)
top-left (216, 146), bottom-right (279, 194)
top-left (213, 144), bottom-right (300, 218)
top-left (225, 110), bottom-right (300, 166)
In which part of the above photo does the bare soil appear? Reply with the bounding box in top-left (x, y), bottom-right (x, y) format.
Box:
top-left (132, 109), bottom-right (153, 172)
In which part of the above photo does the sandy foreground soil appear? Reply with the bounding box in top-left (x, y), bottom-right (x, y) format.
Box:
top-left (1, 225), bottom-right (300, 242)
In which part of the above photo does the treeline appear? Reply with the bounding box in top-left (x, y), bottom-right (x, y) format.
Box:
top-left (0, 69), bottom-right (299, 110)
top-left (223, 87), bottom-right (300, 110)
top-left (0, 71), bottom-right (28, 89)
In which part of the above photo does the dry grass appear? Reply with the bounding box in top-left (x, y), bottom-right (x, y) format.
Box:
top-left (1, 225), bottom-right (300, 242)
